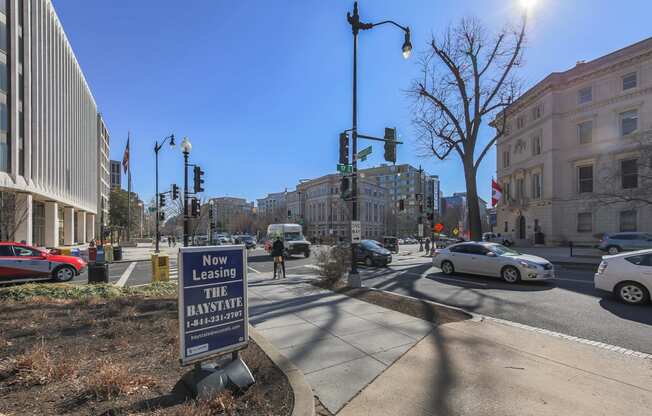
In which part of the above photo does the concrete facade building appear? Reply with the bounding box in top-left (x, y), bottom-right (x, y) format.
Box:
top-left (256, 191), bottom-right (287, 219)
top-left (495, 37), bottom-right (652, 245)
top-left (109, 159), bottom-right (121, 190)
top-left (97, 116), bottom-right (109, 235)
top-left (208, 196), bottom-right (254, 234)
top-left (0, 0), bottom-right (107, 246)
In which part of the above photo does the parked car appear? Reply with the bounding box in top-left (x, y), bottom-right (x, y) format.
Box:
top-left (0, 242), bottom-right (87, 284)
top-left (598, 232), bottom-right (652, 255)
top-left (355, 239), bottom-right (392, 267)
top-left (382, 236), bottom-right (399, 253)
top-left (482, 232), bottom-right (514, 247)
top-left (241, 236), bottom-right (257, 249)
top-left (432, 242), bottom-right (554, 283)
top-left (594, 249), bottom-right (652, 305)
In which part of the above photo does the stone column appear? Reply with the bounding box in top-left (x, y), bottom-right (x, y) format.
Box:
top-left (76, 211), bottom-right (86, 243)
top-left (63, 207), bottom-right (75, 246)
top-left (44, 202), bottom-right (58, 247)
top-left (14, 193), bottom-right (33, 245)
top-left (86, 213), bottom-right (95, 242)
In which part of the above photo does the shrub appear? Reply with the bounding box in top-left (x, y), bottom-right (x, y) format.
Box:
top-left (0, 282), bottom-right (177, 302)
top-left (12, 341), bottom-right (77, 386)
top-left (315, 245), bottom-right (351, 287)
top-left (86, 360), bottom-right (155, 399)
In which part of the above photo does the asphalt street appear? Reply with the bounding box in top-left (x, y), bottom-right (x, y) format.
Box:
top-left (66, 244), bottom-right (651, 353)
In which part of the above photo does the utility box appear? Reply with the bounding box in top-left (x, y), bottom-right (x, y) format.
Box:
top-left (104, 244), bottom-right (114, 262)
top-left (151, 254), bottom-right (170, 282)
top-left (113, 246), bottom-right (123, 261)
top-left (88, 263), bottom-right (109, 284)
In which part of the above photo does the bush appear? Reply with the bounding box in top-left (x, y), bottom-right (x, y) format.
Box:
top-left (315, 245), bottom-right (351, 287)
top-left (0, 282), bottom-right (177, 302)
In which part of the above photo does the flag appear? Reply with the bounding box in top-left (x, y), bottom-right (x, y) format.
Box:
top-left (491, 179), bottom-right (502, 207)
top-left (122, 137), bottom-right (130, 174)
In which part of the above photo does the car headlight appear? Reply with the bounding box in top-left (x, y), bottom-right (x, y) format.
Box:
top-left (518, 260), bottom-right (539, 269)
top-left (372, 252), bottom-right (382, 256)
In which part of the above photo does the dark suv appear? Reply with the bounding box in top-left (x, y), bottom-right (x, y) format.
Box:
top-left (355, 240), bottom-right (392, 267)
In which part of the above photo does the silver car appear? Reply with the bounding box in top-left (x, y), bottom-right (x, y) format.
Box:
top-left (432, 242), bottom-right (555, 283)
top-left (598, 232), bottom-right (652, 255)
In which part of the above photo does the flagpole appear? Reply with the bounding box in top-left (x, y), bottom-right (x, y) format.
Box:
top-left (127, 132), bottom-right (131, 243)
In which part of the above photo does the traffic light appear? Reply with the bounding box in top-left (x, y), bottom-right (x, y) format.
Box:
top-left (398, 199), bottom-right (405, 211)
top-left (383, 127), bottom-right (396, 163)
top-left (159, 193), bottom-right (166, 208)
top-left (427, 196), bottom-right (433, 209)
top-left (340, 176), bottom-right (350, 194)
top-left (208, 206), bottom-right (213, 220)
top-left (172, 184), bottom-right (179, 200)
top-left (191, 198), bottom-right (201, 217)
top-left (339, 132), bottom-right (349, 165)
top-left (193, 166), bottom-right (205, 193)
top-left (427, 213), bottom-right (434, 221)
top-left (159, 212), bottom-right (165, 221)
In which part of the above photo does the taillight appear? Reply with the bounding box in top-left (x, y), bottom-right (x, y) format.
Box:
top-left (597, 261), bottom-right (608, 274)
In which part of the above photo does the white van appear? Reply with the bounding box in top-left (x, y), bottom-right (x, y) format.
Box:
top-left (266, 223), bottom-right (311, 258)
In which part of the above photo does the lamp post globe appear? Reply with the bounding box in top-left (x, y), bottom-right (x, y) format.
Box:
top-left (181, 137), bottom-right (192, 154)
top-left (402, 29), bottom-right (412, 59)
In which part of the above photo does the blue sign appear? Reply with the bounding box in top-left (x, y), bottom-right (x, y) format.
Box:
top-left (178, 245), bottom-right (249, 365)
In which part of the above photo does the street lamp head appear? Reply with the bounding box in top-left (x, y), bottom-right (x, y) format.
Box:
top-left (180, 137), bottom-right (192, 154)
top-left (169, 134), bottom-right (176, 147)
top-left (402, 28), bottom-right (412, 60)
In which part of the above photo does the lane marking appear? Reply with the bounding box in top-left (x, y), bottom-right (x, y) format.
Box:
top-left (114, 262), bottom-right (136, 288)
top-left (248, 266), bottom-right (261, 274)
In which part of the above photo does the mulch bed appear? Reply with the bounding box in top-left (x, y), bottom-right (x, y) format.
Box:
top-left (0, 296), bottom-right (293, 415)
top-left (313, 280), bottom-right (471, 326)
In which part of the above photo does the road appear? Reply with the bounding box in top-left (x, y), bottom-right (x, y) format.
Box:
top-left (67, 244), bottom-right (651, 353)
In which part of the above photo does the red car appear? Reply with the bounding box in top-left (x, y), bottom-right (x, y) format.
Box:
top-left (0, 242), bottom-right (87, 284)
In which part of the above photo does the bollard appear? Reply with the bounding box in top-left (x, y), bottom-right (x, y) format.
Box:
top-left (151, 254), bottom-right (159, 282)
top-left (569, 241), bottom-right (574, 257)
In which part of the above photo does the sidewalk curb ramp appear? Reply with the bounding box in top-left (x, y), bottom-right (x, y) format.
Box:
top-left (249, 325), bottom-right (315, 416)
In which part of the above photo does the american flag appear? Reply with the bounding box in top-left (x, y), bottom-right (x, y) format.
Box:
top-left (122, 137), bottom-right (130, 174)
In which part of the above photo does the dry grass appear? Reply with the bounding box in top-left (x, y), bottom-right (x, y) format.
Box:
top-left (85, 360), bottom-right (156, 400)
top-left (12, 341), bottom-right (77, 386)
top-left (172, 391), bottom-right (238, 416)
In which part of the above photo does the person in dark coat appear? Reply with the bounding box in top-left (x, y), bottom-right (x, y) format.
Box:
top-left (271, 237), bottom-right (286, 279)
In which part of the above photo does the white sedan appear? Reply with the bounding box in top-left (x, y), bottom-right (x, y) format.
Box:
top-left (432, 242), bottom-right (555, 283)
top-left (594, 249), bottom-right (652, 305)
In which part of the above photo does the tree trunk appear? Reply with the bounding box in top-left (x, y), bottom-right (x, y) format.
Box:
top-left (463, 159), bottom-right (483, 241)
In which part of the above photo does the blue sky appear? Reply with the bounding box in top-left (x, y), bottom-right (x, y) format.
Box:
top-left (54, 0), bottom-right (652, 204)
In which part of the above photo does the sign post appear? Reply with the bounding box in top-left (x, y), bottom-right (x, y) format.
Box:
top-left (351, 221), bottom-right (361, 244)
top-left (178, 245), bottom-right (254, 398)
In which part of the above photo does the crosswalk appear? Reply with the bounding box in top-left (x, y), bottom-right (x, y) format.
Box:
top-left (169, 261), bottom-right (178, 281)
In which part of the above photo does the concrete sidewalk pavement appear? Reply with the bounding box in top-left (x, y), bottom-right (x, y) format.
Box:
top-left (248, 273), bottom-right (438, 414)
top-left (339, 316), bottom-right (652, 416)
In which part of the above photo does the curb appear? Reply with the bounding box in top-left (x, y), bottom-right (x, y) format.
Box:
top-left (249, 325), bottom-right (315, 416)
top-left (369, 287), bottom-right (652, 360)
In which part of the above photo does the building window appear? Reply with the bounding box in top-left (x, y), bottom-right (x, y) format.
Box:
top-left (578, 165), bottom-right (593, 193)
top-left (503, 182), bottom-right (511, 201)
top-left (517, 115), bottom-right (525, 129)
top-left (620, 109), bottom-right (638, 136)
top-left (516, 178), bottom-right (524, 199)
top-left (577, 212), bottom-right (592, 233)
top-left (532, 173), bottom-right (542, 199)
top-left (0, 61), bottom-right (6, 93)
top-left (621, 158), bottom-right (638, 189)
top-left (578, 120), bottom-right (593, 144)
top-left (622, 72), bottom-right (637, 91)
top-left (532, 135), bottom-right (541, 155)
top-left (532, 104), bottom-right (542, 120)
top-left (578, 87), bottom-right (592, 104)
top-left (504, 221), bottom-right (508, 233)
top-left (502, 150), bottom-right (510, 168)
top-left (620, 210), bottom-right (637, 232)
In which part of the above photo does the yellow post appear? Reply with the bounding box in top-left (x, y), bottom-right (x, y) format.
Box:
top-left (158, 254), bottom-right (170, 281)
top-left (151, 254), bottom-right (159, 282)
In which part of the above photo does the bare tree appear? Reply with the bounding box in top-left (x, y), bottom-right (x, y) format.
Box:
top-left (0, 192), bottom-right (30, 242)
top-left (410, 16), bottom-right (526, 240)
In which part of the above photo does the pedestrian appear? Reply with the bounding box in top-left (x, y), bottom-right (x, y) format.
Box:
top-left (168, 235), bottom-right (172, 247)
top-left (425, 238), bottom-right (430, 254)
top-left (172, 236), bottom-right (176, 246)
top-left (271, 236), bottom-right (286, 279)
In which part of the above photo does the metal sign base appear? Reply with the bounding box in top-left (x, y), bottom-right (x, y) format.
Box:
top-left (181, 354), bottom-right (255, 400)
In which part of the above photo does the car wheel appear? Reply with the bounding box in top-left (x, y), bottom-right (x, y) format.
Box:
top-left (365, 257), bottom-right (374, 267)
top-left (607, 246), bottom-right (620, 255)
top-left (501, 266), bottom-right (521, 284)
top-left (53, 265), bottom-right (75, 282)
top-left (441, 261), bottom-right (455, 275)
top-left (615, 282), bottom-right (649, 305)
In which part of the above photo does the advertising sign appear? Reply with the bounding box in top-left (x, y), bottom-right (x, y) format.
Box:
top-left (434, 223), bottom-right (444, 233)
top-left (351, 221), bottom-right (361, 243)
top-left (178, 245), bottom-right (248, 366)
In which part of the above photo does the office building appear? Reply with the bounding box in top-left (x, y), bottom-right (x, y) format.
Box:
top-left (109, 159), bottom-right (121, 190)
top-left (495, 37), bottom-right (652, 245)
top-left (0, 0), bottom-right (107, 246)
top-left (208, 196), bottom-right (254, 234)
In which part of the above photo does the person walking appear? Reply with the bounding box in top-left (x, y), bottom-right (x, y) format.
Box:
top-left (424, 238), bottom-right (431, 255)
top-left (271, 236), bottom-right (286, 279)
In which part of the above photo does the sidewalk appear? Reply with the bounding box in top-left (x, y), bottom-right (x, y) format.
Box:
top-left (248, 273), bottom-right (437, 413)
top-left (339, 316), bottom-right (652, 416)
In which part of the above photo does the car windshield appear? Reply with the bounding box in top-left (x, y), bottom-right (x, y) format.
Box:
top-left (362, 240), bottom-right (382, 250)
top-left (491, 245), bottom-right (521, 256)
top-left (285, 232), bottom-right (303, 241)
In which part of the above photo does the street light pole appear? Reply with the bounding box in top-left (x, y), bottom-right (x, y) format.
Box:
top-left (346, 1), bottom-right (412, 280)
top-left (181, 137), bottom-right (192, 247)
top-left (154, 134), bottom-right (175, 253)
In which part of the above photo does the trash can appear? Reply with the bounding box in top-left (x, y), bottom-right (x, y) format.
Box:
top-left (88, 262), bottom-right (109, 284)
top-left (113, 246), bottom-right (123, 261)
top-left (151, 254), bottom-right (170, 282)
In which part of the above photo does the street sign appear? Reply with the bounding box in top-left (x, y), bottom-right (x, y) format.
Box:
top-left (178, 245), bottom-right (249, 366)
top-left (418, 224), bottom-right (424, 238)
top-left (434, 223), bottom-right (444, 233)
top-left (452, 227), bottom-right (459, 236)
top-left (148, 207), bottom-right (157, 213)
top-left (351, 221), bottom-right (361, 243)
top-left (337, 164), bottom-right (353, 174)
top-left (357, 146), bottom-right (372, 159)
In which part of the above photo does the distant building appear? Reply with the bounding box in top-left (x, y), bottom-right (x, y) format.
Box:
top-left (97, 117), bottom-right (110, 234)
top-left (441, 192), bottom-right (488, 237)
top-left (495, 37), bottom-right (652, 245)
top-left (256, 191), bottom-right (288, 219)
top-left (109, 160), bottom-right (121, 190)
top-left (208, 197), bottom-right (254, 234)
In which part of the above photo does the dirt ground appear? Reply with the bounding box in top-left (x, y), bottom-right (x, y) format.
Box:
top-left (0, 296), bottom-right (293, 416)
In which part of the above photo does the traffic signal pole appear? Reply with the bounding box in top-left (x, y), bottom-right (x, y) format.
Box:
top-left (350, 6), bottom-right (359, 279)
top-left (183, 150), bottom-right (190, 247)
